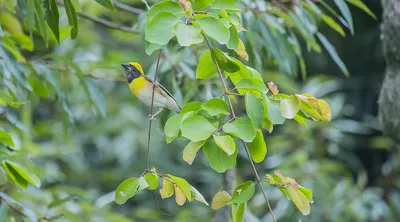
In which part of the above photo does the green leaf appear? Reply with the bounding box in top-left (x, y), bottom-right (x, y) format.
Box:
top-left (196, 49), bottom-right (217, 79)
top-left (333, 0), bottom-right (353, 34)
top-left (211, 191), bottom-right (231, 210)
top-left (298, 94), bottom-right (332, 121)
top-left (263, 95), bottom-right (285, 125)
top-left (211, 0), bottom-right (242, 12)
top-left (317, 32), bottom-right (349, 76)
top-left (192, 0), bottom-right (213, 10)
top-left (190, 185), bottom-right (209, 205)
top-left (181, 115), bottom-right (217, 142)
top-left (28, 72), bottom-right (49, 98)
top-left (298, 185), bottom-right (314, 203)
top-left (64, 0), bottom-right (79, 39)
top-left (223, 117), bottom-right (256, 142)
top-left (280, 95), bottom-right (301, 119)
top-left (145, 41), bottom-right (164, 56)
top-left (213, 135), bottom-right (236, 155)
top-left (3, 37), bottom-right (25, 62)
top-left (145, 12), bottom-right (180, 45)
top-left (231, 203), bottom-right (245, 222)
top-left (212, 48), bottom-right (240, 72)
top-left (27, 0), bottom-right (35, 32)
top-left (201, 98), bottom-right (229, 116)
top-left (33, 0), bottom-right (49, 44)
top-left (246, 130), bottom-right (267, 163)
top-left (196, 17), bottom-right (230, 44)
top-left (183, 140), bottom-right (206, 165)
top-left (321, 14), bottom-right (345, 37)
top-left (229, 181), bottom-right (255, 203)
top-left (346, 0), bottom-right (376, 19)
top-left (0, 193), bottom-right (38, 221)
top-left (181, 101), bottom-right (203, 114)
top-left (287, 187), bottom-right (311, 216)
top-left (227, 25), bottom-right (239, 50)
top-left (44, 0), bottom-right (60, 43)
top-left (94, 0), bottom-right (115, 10)
top-left (146, 1), bottom-right (184, 21)
top-left (203, 139), bottom-right (237, 173)
top-left (115, 177), bottom-right (149, 205)
top-left (245, 93), bottom-right (264, 129)
top-left (164, 113), bottom-right (184, 143)
top-left (3, 160), bottom-right (41, 188)
top-left (144, 173), bottom-right (158, 190)
top-left (2, 161), bottom-right (27, 189)
top-left (235, 78), bottom-right (268, 94)
top-left (173, 22), bottom-right (203, 46)
top-left (167, 174), bottom-right (192, 201)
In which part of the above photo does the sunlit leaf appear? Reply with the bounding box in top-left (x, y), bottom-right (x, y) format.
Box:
top-left (167, 174), bottom-right (192, 201)
top-left (229, 181), bottom-right (255, 203)
top-left (227, 25), bottom-right (239, 50)
top-left (223, 117), bottom-right (256, 142)
top-left (183, 140), bottom-right (206, 165)
top-left (246, 130), bottom-right (267, 163)
top-left (263, 95), bottom-right (285, 125)
top-left (145, 41), bottom-right (164, 56)
top-left (196, 49), bottom-right (217, 79)
top-left (144, 173), bottom-right (158, 190)
top-left (211, 191), bottom-right (231, 210)
top-left (235, 78), bottom-right (268, 94)
top-left (2, 160), bottom-right (27, 189)
top-left (235, 39), bottom-right (248, 61)
top-left (115, 177), bottom-right (149, 205)
top-left (173, 21), bottom-right (203, 46)
top-left (211, 0), bottom-right (242, 12)
top-left (213, 134), bottom-right (236, 155)
top-left (287, 187), bottom-right (311, 215)
top-left (145, 12), bottom-right (180, 45)
top-left (196, 17), bottom-right (230, 44)
top-left (181, 115), bottom-right (217, 142)
top-left (280, 95), bottom-right (301, 119)
top-left (164, 114), bottom-right (184, 143)
top-left (3, 160), bottom-right (41, 188)
top-left (201, 98), bottom-right (229, 116)
top-left (346, 0), bottom-right (376, 19)
top-left (146, 1), bottom-right (184, 21)
top-left (245, 93), bottom-right (264, 129)
top-left (321, 14), bottom-right (345, 37)
top-left (298, 185), bottom-right (314, 203)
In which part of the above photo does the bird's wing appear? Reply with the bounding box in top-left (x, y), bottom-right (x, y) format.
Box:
top-left (143, 75), bottom-right (181, 108)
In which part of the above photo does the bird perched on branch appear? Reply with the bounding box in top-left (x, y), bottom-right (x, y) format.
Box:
top-left (122, 62), bottom-right (181, 120)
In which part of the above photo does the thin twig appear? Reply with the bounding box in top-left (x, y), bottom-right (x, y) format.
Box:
top-left (203, 34), bottom-right (277, 222)
top-left (113, 0), bottom-right (144, 14)
top-left (146, 50), bottom-right (162, 169)
top-left (56, 1), bottom-right (139, 33)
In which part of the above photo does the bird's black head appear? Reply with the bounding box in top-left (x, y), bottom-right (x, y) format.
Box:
top-left (121, 62), bottom-right (143, 83)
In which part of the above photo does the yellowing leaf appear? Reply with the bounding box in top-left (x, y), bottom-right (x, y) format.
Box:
top-left (144, 172), bottom-right (158, 190)
top-left (174, 186), bottom-right (186, 206)
top-left (287, 187), bottom-right (310, 216)
top-left (167, 174), bottom-right (193, 201)
top-left (211, 191), bottom-right (231, 210)
top-left (160, 178), bottom-right (175, 199)
top-left (183, 141), bottom-right (206, 165)
top-left (235, 39), bottom-right (248, 61)
top-left (213, 135), bottom-right (236, 155)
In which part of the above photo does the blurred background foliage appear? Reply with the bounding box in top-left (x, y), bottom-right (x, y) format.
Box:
top-left (0, 0), bottom-right (398, 221)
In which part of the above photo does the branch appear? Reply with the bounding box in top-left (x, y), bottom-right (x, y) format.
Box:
top-left (113, 0), bottom-right (144, 14)
top-left (203, 35), bottom-right (277, 222)
top-left (56, 1), bottom-right (139, 34)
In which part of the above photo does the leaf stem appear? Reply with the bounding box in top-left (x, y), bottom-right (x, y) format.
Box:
top-left (203, 34), bottom-right (277, 222)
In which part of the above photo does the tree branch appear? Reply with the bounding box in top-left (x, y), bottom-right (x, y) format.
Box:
top-left (113, 0), bottom-right (144, 14)
top-left (203, 34), bottom-right (277, 222)
top-left (56, 1), bottom-right (139, 34)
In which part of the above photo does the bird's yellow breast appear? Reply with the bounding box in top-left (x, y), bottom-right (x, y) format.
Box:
top-left (129, 76), bottom-right (149, 96)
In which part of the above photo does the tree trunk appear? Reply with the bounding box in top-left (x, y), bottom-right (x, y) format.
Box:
top-left (378, 0), bottom-right (400, 142)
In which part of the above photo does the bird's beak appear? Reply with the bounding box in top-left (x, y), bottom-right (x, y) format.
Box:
top-left (121, 63), bottom-right (129, 69)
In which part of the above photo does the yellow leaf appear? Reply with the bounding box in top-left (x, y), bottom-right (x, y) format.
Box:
top-left (235, 39), bottom-right (248, 61)
top-left (174, 186), bottom-right (187, 206)
top-left (159, 178), bottom-right (174, 199)
top-left (211, 191), bottom-right (231, 210)
top-left (287, 187), bottom-right (310, 215)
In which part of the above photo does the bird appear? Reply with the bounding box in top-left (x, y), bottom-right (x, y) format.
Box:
top-left (121, 62), bottom-right (181, 120)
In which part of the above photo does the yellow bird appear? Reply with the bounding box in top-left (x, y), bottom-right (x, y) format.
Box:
top-left (122, 62), bottom-right (181, 119)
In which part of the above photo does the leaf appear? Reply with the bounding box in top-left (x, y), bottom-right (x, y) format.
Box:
top-left (213, 135), bottom-right (236, 155)
top-left (298, 185), bottom-right (314, 203)
top-left (223, 117), bottom-right (256, 142)
top-left (33, 0), bottom-right (49, 44)
top-left (44, 0), bottom-right (60, 42)
top-left (227, 25), bottom-right (239, 50)
top-left (298, 94), bottom-right (332, 121)
top-left (0, 24), bottom-right (3, 37)
top-left (0, 192), bottom-right (38, 221)
top-left (164, 113), bottom-right (184, 143)
top-left (229, 181), bottom-right (255, 204)
top-left (211, 0), bottom-right (242, 12)
top-left (192, 0), bottom-right (213, 10)
top-left (3, 160), bottom-right (41, 188)
top-left (280, 95), bottom-right (301, 119)
top-left (181, 115), bottom-right (217, 142)
top-left (212, 48), bottom-right (240, 72)
top-left (146, 1), bottom-right (184, 21)
top-left (28, 72), bottom-right (49, 98)
top-left (346, 0), bottom-right (376, 19)
top-left (231, 203), bottom-right (245, 222)
top-left (196, 49), bottom-right (217, 79)
top-left (190, 185), bottom-right (209, 205)
top-left (0, 129), bottom-right (14, 147)
top-left (160, 178), bottom-right (175, 199)
top-left (245, 93), bottom-right (264, 129)
top-left (145, 41), bottom-right (164, 55)
top-left (287, 187), bottom-right (311, 216)
top-left (203, 139), bottom-right (237, 173)
top-left (333, 0), bottom-right (353, 34)
top-left (64, 0), bottom-right (78, 39)
top-left (211, 191), bottom-right (231, 210)
top-left (181, 101), bottom-right (203, 113)
top-left (2, 161), bottom-right (27, 189)
top-left (94, 0), bottom-right (115, 10)
top-left (145, 12), bottom-right (180, 45)
top-left (201, 98), bottom-right (229, 116)
top-left (173, 21), bottom-right (203, 46)
top-left (174, 186), bottom-right (186, 206)
top-left (316, 33), bottom-right (349, 76)
top-left (235, 78), bottom-right (268, 94)
top-left (196, 17), bottom-right (230, 44)
top-left (115, 177), bottom-right (149, 205)
top-left (144, 173), bottom-right (158, 190)
top-left (263, 95), bottom-right (285, 125)
top-left (167, 174), bottom-right (192, 201)
top-left (321, 14), bottom-right (345, 37)
top-left (235, 38), bottom-right (248, 60)
top-left (183, 140), bottom-right (206, 165)
top-left (246, 130), bottom-right (267, 163)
